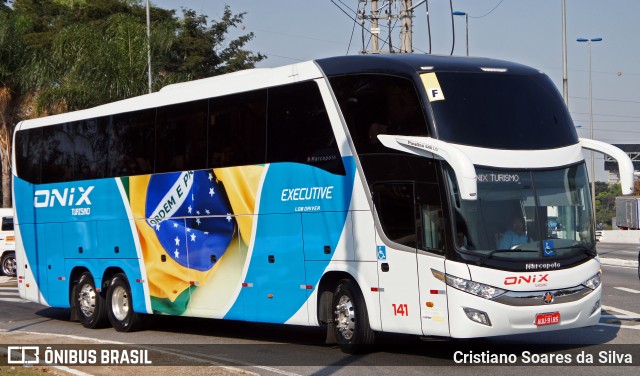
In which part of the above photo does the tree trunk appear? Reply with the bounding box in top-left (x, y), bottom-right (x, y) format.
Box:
top-left (0, 121), bottom-right (12, 209)
top-left (0, 86), bottom-right (13, 208)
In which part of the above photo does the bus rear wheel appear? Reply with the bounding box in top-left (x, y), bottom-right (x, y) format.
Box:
top-left (106, 273), bottom-right (144, 332)
top-left (332, 279), bottom-right (375, 353)
top-left (75, 272), bottom-right (109, 329)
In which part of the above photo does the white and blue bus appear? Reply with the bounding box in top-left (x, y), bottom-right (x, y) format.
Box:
top-left (12, 54), bottom-right (634, 352)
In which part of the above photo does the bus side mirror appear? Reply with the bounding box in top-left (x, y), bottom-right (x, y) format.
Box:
top-left (580, 138), bottom-right (634, 195)
top-left (378, 135), bottom-right (478, 200)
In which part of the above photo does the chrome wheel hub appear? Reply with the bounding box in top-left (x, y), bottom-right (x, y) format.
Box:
top-left (2, 257), bottom-right (15, 276)
top-left (78, 284), bottom-right (96, 317)
top-left (335, 295), bottom-right (355, 340)
top-left (111, 285), bottom-right (129, 321)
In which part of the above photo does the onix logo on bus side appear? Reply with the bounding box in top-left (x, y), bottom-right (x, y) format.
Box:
top-left (503, 274), bottom-right (549, 286)
top-left (33, 186), bottom-right (94, 208)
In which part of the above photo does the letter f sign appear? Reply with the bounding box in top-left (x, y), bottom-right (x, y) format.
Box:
top-left (427, 87), bottom-right (445, 102)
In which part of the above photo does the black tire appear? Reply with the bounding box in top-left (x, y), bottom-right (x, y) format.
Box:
top-left (106, 273), bottom-right (144, 332)
top-left (332, 279), bottom-right (376, 353)
top-left (1, 252), bottom-right (16, 277)
top-left (75, 272), bottom-right (109, 329)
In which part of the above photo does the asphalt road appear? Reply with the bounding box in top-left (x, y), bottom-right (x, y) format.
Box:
top-left (1, 244), bottom-right (639, 375)
top-left (598, 242), bottom-right (640, 264)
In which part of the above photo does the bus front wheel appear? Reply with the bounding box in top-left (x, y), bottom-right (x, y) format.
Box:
top-left (332, 279), bottom-right (375, 353)
top-left (75, 272), bottom-right (109, 329)
top-left (106, 273), bottom-right (143, 332)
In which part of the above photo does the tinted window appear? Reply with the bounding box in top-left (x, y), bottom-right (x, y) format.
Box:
top-left (368, 157), bottom-right (444, 254)
top-left (208, 90), bottom-right (266, 168)
top-left (430, 72), bottom-right (577, 149)
top-left (329, 74), bottom-right (430, 155)
top-left (372, 182), bottom-right (417, 248)
top-left (74, 119), bottom-right (108, 180)
top-left (267, 81), bottom-right (344, 175)
top-left (41, 123), bottom-right (75, 183)
top-left (109, 110), bottom-right (155, 177)
top-left (15, 128), bottom-right (43, 184)
top-left (1, 217), bottom-right (13, 231)
top-left (157, 100), bottom-right (208, 173)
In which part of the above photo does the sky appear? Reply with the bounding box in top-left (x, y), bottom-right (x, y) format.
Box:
top-left (152, 0), bottom-right (640, 182)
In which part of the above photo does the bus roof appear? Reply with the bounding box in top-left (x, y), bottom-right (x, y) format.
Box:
top-left (15, 54), bottom-right (542, 131)
top-left (315, 54), bottom-right (541, 77)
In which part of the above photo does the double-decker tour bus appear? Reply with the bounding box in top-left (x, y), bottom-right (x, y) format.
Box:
top-left (12, 54), bottom-right (634, 353)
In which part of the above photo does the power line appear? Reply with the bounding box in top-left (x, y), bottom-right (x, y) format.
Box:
top-left (570, 96), bottom-right (640, 105)
top-left (331, 0), bottom-right (393, 53)
top-left (571, 111), bottom-right (640, 119)
top-left (469, 0), bottom-right (506, 19)
top-left (346, 2), bottom-right (360, 54)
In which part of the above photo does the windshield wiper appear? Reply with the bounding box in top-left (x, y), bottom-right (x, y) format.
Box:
top-left (485, 249), bottom-right (538, 260)
top-left (552, 245), bottom-right (597, 257)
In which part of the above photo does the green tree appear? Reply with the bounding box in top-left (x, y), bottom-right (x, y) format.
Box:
top-left (0, 0), bottom-right (265, 207)
top-left (0, 3), bottom-right (29, 207)
top-left (158, 7), bottom-right (265, 82)
top-left (594, 182), bottom-right (621, 228)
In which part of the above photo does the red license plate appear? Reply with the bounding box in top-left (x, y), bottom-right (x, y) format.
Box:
top-left (535, 312), bottom-right (560, 326)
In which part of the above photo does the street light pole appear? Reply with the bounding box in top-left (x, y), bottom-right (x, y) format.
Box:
top-left (561, 0), bottom-right (568, 106)
top-left (146, 0), bottom-right (152, 94)
top-left (577, 37), bottom-right (603, 215)
top-left (452, 11), bottom-right (468, 56)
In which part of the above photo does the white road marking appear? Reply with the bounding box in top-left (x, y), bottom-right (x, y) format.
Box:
top-left (614, 287), bottom-right (640, 294)
top-left (0, 347), bottom-right (92, 376)
top-left (0, 285), bottom-right (29, 303)
top-left (599, 305), bottom-right (640, 330)
top-left (0, 297), bottom-right (30, 303)
top-left (0, 330), bottom-right (292, 376)
top-left (602, 305), bottom-right (640, 317)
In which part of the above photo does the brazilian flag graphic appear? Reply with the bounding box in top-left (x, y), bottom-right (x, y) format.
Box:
top-left (130, 170), bottom-right (236, 314)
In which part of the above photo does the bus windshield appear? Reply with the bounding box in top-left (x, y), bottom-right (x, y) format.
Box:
top-left (448, 163), bottom-right (595, 261)
top-left (429, 72), bottom-right (578, 150)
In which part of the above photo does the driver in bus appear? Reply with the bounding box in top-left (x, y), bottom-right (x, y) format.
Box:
top-left (498, 215), bottom-right (530, 249)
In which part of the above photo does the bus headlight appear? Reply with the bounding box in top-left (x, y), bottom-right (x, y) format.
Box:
top-left (581, 272), bottom-right (601, 290)
top-left (432, 269), bottom-right (506, 300)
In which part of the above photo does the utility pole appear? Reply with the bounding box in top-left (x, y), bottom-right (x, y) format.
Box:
top-left (371, 0), bottom-right (380, 53)
top-left (400, 0), bottom-right (413, 53)
top-left (359, 0), bottom-right (386, 54)
top-left (561, 0), bottom-right (568, 106)
top-left (358, 0), bottom-right (418, 54)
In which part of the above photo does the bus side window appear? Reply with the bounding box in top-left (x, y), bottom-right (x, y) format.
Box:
top-left (41, 123), bottom-right (75, 183)
top-left (15, 128), bottom-right (43, 184)
top-left (73, 119), bottom-right (108, 180)
top-left (329, 74), bottom-right (430, 156)
top-left (157, 100), bottom-right (208, 173)
top-left (267, 81), bottom-right (345, 175)
top-left (1, 217), bottom-right (13, 231)
top-left (109, 110), bottom-right (155, 177)
top-left (416, 183), bottom-right (445, 254)
top-left (208, 90), bottom-right (267, 168)
top-left (372, 182), bottom-right (417, 248)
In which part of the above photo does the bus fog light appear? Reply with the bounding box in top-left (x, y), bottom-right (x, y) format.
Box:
top-left (463, 307), bottom-right (492, 326)
top-left (591, 299), bottom-right (601, 315)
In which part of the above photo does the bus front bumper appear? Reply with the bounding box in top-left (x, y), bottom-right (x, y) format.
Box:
top-left (446, 285), bottom-right (602, 338)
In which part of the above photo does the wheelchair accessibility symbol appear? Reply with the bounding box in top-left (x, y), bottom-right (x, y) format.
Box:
top-left (377, 246), bottom-right (387, 260)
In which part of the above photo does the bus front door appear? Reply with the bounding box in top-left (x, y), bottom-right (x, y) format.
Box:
top-left (373, 182), bottom-right (422, 335)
